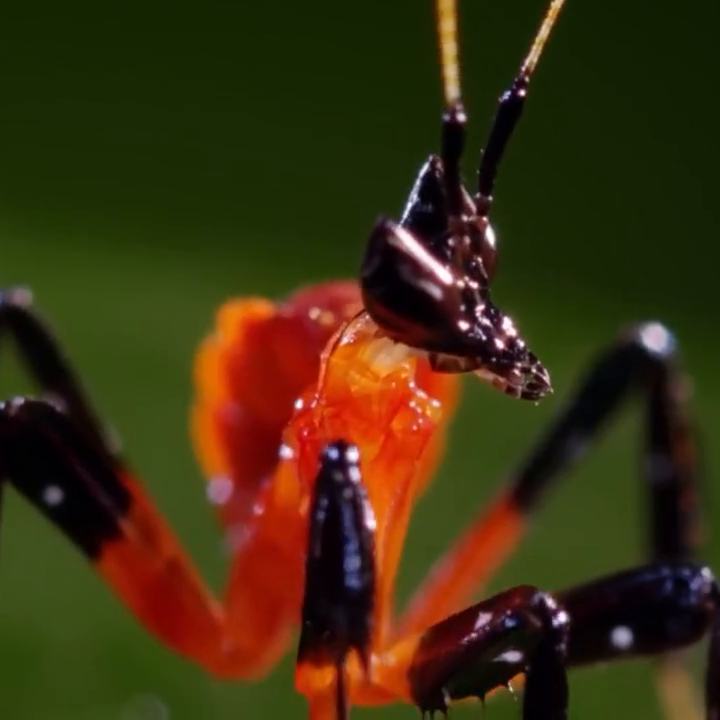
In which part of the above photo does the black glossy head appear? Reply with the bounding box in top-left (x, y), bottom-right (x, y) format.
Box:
top-left (360, 158), bottom-right (550, 401)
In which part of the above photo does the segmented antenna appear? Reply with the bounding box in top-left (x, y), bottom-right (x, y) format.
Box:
top-left (522, 0), bottom-right (567, 77)
top-left (435, 0), bottom-right (466, 220)
top-left (436, 0), bottom-right (461, 107)
top-left (436, 0), bottom-right (567, 104)
top-left (475, 0), bottom-right (568, 207)
top-left (435, 0), bottom-right (568, 218)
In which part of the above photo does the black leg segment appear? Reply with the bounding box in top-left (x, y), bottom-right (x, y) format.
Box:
top-left (0, 398), bottom-right (129, 558)
top-left (508, 322), bottom-right (700, 563)
top-left (557, 562), bottom-right (720, 719)
top-left (407, 585), bottom-right (570, 719)
top-left (0, 287), bottom-right (120, 462)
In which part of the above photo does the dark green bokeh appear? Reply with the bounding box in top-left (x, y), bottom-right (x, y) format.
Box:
top-left (1, 0), bottom-right (719, 718)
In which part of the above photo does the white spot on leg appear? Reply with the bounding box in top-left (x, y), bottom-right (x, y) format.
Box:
top-left (553, 609), bottom-right (570, 629)
top-left (700, 566), bottom-right (716, 585)
top-left (474, 611), bottom-right (493, 631)
top-left (42, 484), bottom-right (64, 507)
top-left (638, 322), bottom-right (675, 357)
top-left (485, 224), bottom-right (497, 251)
top-left (494, 650), bottom-right (524, 664)
top-left (610, 625), bottom-right (634, 652)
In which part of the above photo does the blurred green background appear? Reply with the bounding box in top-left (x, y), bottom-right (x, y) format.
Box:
top-left (1, 0), bottom-right (719, 717)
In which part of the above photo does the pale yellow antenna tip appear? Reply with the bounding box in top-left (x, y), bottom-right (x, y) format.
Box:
top-left (522, 0), bottom-right (568, 76)
top-left (436, 0), bottom-right (461, 107)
